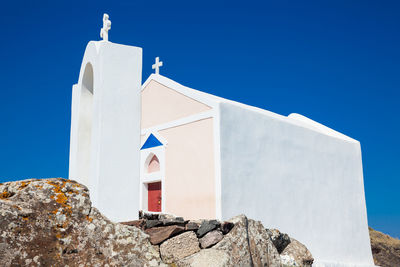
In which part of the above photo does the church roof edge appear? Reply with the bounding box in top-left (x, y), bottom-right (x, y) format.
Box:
top-left (141, 74), bottom-right (359, 143)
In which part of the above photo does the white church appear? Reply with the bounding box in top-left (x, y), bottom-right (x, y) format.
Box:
top-left (68, 14), bottom-right (376, 267)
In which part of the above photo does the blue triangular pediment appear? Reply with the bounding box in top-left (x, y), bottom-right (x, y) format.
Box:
top-left (141, 133), bottom-right (163, 150)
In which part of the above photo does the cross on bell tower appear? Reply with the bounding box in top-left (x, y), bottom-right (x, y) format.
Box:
top-left (152, 57), bottom-right (163, 75)
top-left (100, 14), bottom-right (111, 42)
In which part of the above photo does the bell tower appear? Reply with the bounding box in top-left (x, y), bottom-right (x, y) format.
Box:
top-left (69, 14), bottom-right (142, 222)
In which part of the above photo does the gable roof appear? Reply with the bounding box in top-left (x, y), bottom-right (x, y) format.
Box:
top-left (142, 74), bottom-right (224, 108)
top-left (141, 74), bottom-right (358, 143)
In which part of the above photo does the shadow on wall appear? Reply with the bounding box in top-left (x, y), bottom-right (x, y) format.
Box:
top-left (77, 63), bottom-right (94, 186)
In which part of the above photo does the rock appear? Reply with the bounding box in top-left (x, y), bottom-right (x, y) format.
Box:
top-left (139, 210), bottom-right (159, 220)
top-left (161, 217), bottom-right (186, 226)
top-left (199, 230), bottom-right (223, 248)
top-left (280, 254), bottom-right (299, 266)
top-left (146, 219), bottom-right (163, 229)
top-left (267, 228), bottom-right (291, 253)
top-left (185, 221), bottom-right (200, 231)
top-left (280, 238), bottom-right (314, 267)
top-left (247, 219), bottom-right (281, 267)
top-left (176, 249), bottom-right (230, 267)
top-left (369, 227), bottom-right (400, 267)
top-left (197, 219), bottom-right (220, 237)
top-left (213, 215), bottom-right (281, 267)
top-left (0, 179), bottom-right (314, 267)
top-left (120, 219), bottom-right (145, 229)
top-left (0, 178), bottom-right (163, 267)
top-left (145, 225), bottom-right (185, 245)
top-left (213, 215), bottom-right (253, 266)
top-left (158, 213), bottom-right (176, 220)
top-left (159, 231), bottom-right (200, 263)
top-left (220, 221), bottom-right (234, 234)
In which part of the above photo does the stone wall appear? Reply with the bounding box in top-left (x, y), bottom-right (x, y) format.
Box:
top-left (0, 178), bottom-right (313, 266)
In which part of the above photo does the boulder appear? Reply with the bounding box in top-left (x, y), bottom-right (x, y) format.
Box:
top-left (280, 238), bottom-right (314, 267)
top-left (145, 225), bottom-right (185, 245)
top-left (199, 230), bottom-right (223, 249)
top-left (176, 249), bottom-right (230, 267)
top-left (247, 219), bottom-right (281, 267)
top-left (267, 228), bottom-right (291, 253)
top-left (213, 215), bottom-right (253, 266)
top-left (159, 231), bottom-right (200, 263)
top-left (213, 215), bottom-right (281, 267)
top-left (197, 219), bottom-right (220, 237)
top-left (0, 178), bottom-right (162, 267)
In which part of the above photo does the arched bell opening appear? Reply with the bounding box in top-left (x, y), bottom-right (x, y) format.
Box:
top-left (76, 63), bottom-right (94, 186)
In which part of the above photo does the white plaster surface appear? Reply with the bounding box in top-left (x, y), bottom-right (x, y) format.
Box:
top-left (139, 74), bottom-right (375, 266)
top-left (69, 41), bottom-right (142, 222)
top-left (219, 102), bottom-right (375, 267)
top-left (69, 54), bottom-right (375, 265)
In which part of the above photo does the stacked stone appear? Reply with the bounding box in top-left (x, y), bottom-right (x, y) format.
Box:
top-left (121, 212), bottom-right (234, 264)
top-left (120, 212), bottom-right (313, 266)
top-left (0, 178), bottom-right (313, 266)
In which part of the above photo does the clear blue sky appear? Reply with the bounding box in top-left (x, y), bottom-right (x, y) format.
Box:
top-left (1, 1), bottom-right (399, 237)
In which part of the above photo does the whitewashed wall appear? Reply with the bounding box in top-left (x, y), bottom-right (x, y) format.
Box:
top-left (69, 41), bottom-right (142, 222)
top-left (219, 102), bottom-right (375, 267)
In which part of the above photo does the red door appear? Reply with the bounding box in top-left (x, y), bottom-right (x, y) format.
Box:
top-left (148, 182), bottom-right (161, 212)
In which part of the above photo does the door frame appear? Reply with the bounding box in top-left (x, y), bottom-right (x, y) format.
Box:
top-left (140, 145), bottom-right (166, 213)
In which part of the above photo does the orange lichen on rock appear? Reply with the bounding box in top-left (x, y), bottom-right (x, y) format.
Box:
top-left (86, 215), bottom-right (93, 222)
top-left (55, 193), bottom-right (68, 205)
top-left (18, 181), bottom-right (31, 190)
top-left (0, 191), bottom-right (11, 199)
top-left (47, 180), bottom-right (73, 216)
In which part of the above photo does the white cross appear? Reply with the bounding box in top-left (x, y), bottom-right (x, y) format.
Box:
top-left (152, 57), bottom-right (163, 75)
top-left (100, 14), bottom-right (111, 42)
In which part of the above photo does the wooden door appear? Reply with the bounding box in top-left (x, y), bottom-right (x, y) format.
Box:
top-left (148, 182), bottom-right (161, 212)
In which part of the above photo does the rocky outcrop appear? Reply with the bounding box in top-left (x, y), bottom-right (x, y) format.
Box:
top-left (0, 178), bottom-right (162, 267)
top-left (370, 227), bottom-right (400, 267)
top-left (0, 178), bottom-right (314, 266)
top-left (280, 239), bottom-right (314, 266)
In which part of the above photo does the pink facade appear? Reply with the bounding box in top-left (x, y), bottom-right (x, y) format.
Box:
top-left (141, 79), bottom-right (217, 219)
top-left (147, 155), bottom-right (160, 173)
